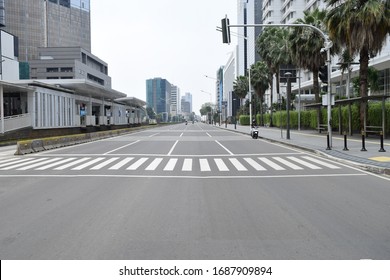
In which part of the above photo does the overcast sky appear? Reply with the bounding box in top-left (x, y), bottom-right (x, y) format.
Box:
top-left (91, 0), bottom-right (237, 114)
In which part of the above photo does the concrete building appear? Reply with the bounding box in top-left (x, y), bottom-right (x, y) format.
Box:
top-left (29, 47), bottom-right (111, 88)
top-left (0, 30), bottom-right (19, 80)
top-left (170, 85), bottom-right (180, 118)
top-left (237, 0), bottom-right (263, 76)
top-left (2, 0), bottom-right (91, 62)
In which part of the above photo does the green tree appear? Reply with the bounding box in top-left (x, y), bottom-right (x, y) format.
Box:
top-left (233, 75), bottom-right (249, 115)
top-left (325, 0), bottom-right (390, 128)
top-left (250, 61), bottom-right (270, 125)
top-left (257, 27), bottom-right (291, 126)
top-left (146, 107), bottom-right (156, 119)
top-left (289, 8), bottom-right (328, 104)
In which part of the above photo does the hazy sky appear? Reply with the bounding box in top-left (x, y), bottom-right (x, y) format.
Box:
top-left (91, 0), bottom-right (237, 113)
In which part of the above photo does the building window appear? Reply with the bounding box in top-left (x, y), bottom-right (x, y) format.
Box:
top-left (47, 67), bottom-right (59, 73)
top-left (60, 67), bottom-right (73, 72)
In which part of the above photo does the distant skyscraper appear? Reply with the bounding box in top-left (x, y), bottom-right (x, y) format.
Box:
top-left (183, 92), bottom-right (192, 113)
top-left (170, 85), bottom-right (180, 116)
top-left (2, 0), bottom-right (91, 62)
top-left (146, 78), bottom-right (172, 114)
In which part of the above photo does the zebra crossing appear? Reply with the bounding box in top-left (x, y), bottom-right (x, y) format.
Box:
top-left (0, 155), bottom-right (342, 174)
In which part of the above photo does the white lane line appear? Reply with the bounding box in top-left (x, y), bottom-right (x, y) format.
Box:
top-left (145, 158), bottom-right (163, 171)
top-left (302, 156), bottom-right (341, 169)
top-left (36, 158), bottom-right (76, 170)
top-left (54, 158), bottom-right (91, 170)
top-left (215, 140), bottom-right (234, 155)
top-left (206, 133), bottom-right (212, 137)
top-left (72, 157), bottom-right (106, 170)
top-left (182, 158), bottom-right (192, 171)
top-left (229, 158), bottom-right (247, 171)
top-left (199, 159), bottom-right (211, 172)
top-left (17, 158), bottom-right (63, 170)
top-left (258, 157), bottom-right (285, 170)
top-left (0, 158), bottom-right (35, 168)
top-left (244, 158), bottom-right (266, 171)
top-left (149, 133), bottom-right (160, 138)
top-left (167, 140), bottom-right (179, 156)
top-left (287, 156), bottom-right (322, 170)
top-left (1, 158), bottom-right (49, 170)
top-left (90, 157), bottom-right (120, 170)
top-left (109, 157), bottom-right (134, 170)
top-left (214, 158), bottom-right (229, 171)
top-left (164, 158), bottom-right (178, 171)
top-left (127, 157), bottom-right (149, 170)
top-left (273, 157), bottom-right (303, 170)
top-left (103, 140), bottom-right (140, 155)
top-left (180, 133), bottom-right (184, 137)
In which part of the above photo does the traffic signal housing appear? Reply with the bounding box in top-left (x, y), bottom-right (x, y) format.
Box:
top-left (319, 65), bottom-right (328, 83)
top-left (221, 17), bottom-right (231, 44)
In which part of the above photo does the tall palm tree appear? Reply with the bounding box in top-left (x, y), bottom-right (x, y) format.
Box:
top-left (325, 0), bottom-right (390, 128)
top-left (289, 8), bottom-right (328, 104)
top-left (250, 61), bottom-right (270, 125)
top-left (233, 75), bottom-right (249, 115)
top-left (256, 27), bottom-right (291, 126)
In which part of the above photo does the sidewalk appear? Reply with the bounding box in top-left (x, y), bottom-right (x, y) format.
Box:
top-left (218, 123), bottom-right (390, 175)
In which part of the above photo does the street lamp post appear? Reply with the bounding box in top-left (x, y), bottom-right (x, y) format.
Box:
top-left (285, 72), bottom-right (292, 140)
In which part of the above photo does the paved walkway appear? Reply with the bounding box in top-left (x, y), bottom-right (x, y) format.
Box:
top-left (217, 123), bottom-right (390, 175)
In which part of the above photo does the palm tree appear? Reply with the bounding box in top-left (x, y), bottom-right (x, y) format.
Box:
top-left (233, 75), bottom-right (249, 115)
top-left (289, 8), bottom-right (328, 104)
top-left (256, 27), bottom-right (291, 126)
top-left (325, 0), bottom-right (390, 128)
top-left (250, 61), bottom-right (270, 125)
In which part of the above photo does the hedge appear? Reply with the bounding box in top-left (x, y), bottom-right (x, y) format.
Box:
top-left (242, 102), bottom-right (390, 135)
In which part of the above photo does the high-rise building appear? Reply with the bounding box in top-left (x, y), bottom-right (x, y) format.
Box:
top-left (237, 0), bottom-right (263, 76)
top-left (170, 85), bottom-right (180, 116)
top-left (146, 78), bottom-right (172, 115)
top-left (2, 0), bottom-right (91, 62)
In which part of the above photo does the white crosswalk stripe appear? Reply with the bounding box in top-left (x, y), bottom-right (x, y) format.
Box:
top-left (273, 157), bottom-right (303, 170)
top-left (214, 158), bottom-right (229, 171)
top-left (109, 157), bottom-right (134, 170)
top-left (287, 156), bottom-right (322, 170)
top-left (199, 159), bottom-right (211, 172)
top-left (145, 158), bottom-right (163, 171)
top-left (164, 158), bottom-right (178, 171)
top-left (182, 159), bottom-right (192, 171)
top-left (258, 157), bottom-right (285, 170)
top-left (229, 158), bottom-right (247, 171)
top-left (0, 155), bottom-right (344, 173)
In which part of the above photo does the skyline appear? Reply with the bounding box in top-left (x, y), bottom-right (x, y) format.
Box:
top-left (90, 0), bottom-right (237, 114)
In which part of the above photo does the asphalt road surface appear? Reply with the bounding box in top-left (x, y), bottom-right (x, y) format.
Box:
top-left (0, 122), bottom-right (389, 259)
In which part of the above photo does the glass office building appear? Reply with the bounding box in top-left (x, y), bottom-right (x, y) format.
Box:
top-left (1, 0), bottom-right (91, 62)
top-left (146, 78), bottom-right (172, 115)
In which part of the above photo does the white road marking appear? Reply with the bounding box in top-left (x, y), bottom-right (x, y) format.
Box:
top-left (258, 157), bottom-right (285, 170)
top-left (36, 158), bottom-right (76, 170)
top-left (229, 158), bottom-right (247, 171)
top-left (200, 159), bottom-right (211, 172)
top-left (90, 157), bottom-right (120, 170)
top-left (302, 156), bottom-right (341, 169)
top-left (167, 140), bottom-right (179, 156)
top-left (109, 157), bottom-right (134, 170)
top-left (273, 157), bottom-right (303, 170)
top-left (17, 158), bottom-right (63, 170)
top-left (244, 158), bottom-right (266, 171)
top-left (214, 158), bottom-right (229, 171)
top-left (145, 158), bottom-right (163, 171)
top-left (182, 159), bottom-right (192, 171)
top-left (164, 158), bottom-right (178, 171)
top-left (287, 156), bottom-right (322, 170)
top-left (104, 140), bottom-right (140, 155)
top-left (215, 140), bottom-right (234, 155)
top-left (54, 158), bottom-right (91, 170)
top-left (1, 158), bottom-right (49, 170)
top-left (127, 157), bottom-right (148, 170)
top-left (72, 157), bottom-right (106, 170)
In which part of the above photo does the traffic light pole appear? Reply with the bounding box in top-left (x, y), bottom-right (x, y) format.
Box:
top-left (222, 21), bottom-right (333, 147)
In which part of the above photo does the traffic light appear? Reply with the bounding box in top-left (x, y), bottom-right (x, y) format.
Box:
top-left (221, 16), bottom-right (231, 44)
top-left (319, 65), bottom-right (328, 83)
